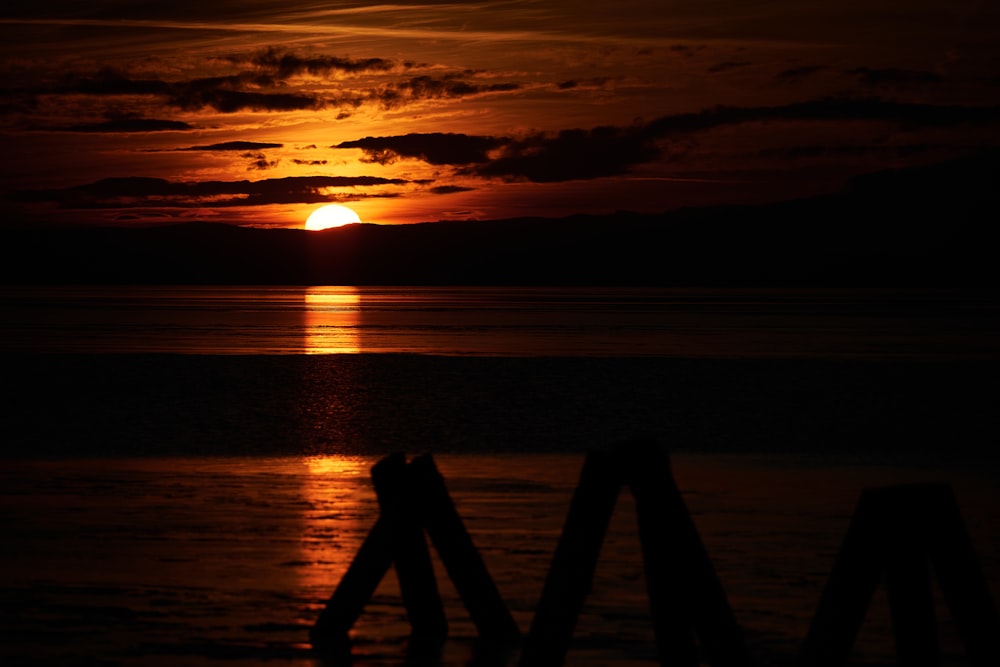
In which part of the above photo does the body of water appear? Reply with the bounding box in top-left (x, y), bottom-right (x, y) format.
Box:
top-left (2, 286), bottom-right (998, 665)
top-left (2, 285), bottom-right (999, 358)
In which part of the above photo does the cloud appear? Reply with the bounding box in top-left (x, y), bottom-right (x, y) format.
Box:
top-left (243, 152), bottom-right (279, 170)
top-left (48, 117), bottom-right (195, 132)
top-left (43, 67), bottom-right (321, 113)
top-left (475, 98), bottom-right (1000, 182)
top-left (470, 124), bottom-right (659, 182)
top-left (168, 78), bottom-right (320, 112)
top-left (182, 141), bottom-right (283, 151)
top-left (336, 133), bottom-right (504, 165)
top-left (754, 144), bottom-right (938, 159)
top-left (331, 98), bottom-right (998, 184)
top-left (429, 185), bottom-right (475, 195)
top-left (643, 98), bottom-right (1000, 136)
top-left (244, 47), bottom-right (400, 77)
top-left (775, 65), bottom-right (828, 81)
top-left (41, 68), bottom-right (514, 115)
top-left (328, 97), bottom-right (999, 185)
top-left (292, 159), bottom-right (329, 165)
top-left (13, 175), bottom-right (410, 208)
top-left (847, 67), bottom-right (944, 87)
top-left (369, 75), bottom-right (521, 109)
top-left (708, 61), bottom-right (751, 74)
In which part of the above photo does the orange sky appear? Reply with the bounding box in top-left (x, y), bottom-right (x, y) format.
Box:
top-left (1, 1), bottom-right (998, 228)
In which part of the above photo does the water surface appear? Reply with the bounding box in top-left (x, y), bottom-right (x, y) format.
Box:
top-left (2, 285), bottom-right (997, 358)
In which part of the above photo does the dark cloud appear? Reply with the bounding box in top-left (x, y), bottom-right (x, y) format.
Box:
top-left (848, 67), bottom-right (943, 86)
top-left (708, 61), bottom-right (751, 74)
top-left (754, 144), bottom-right (938, 159)
top-left (13, 175), bottom-right (409, 208)
top-left (4, 56), bottom-right (516, 121)
top-left (331, 98), bottom-right (998, 184)
top-left (182, 141), bottom-right (283, 151)
top-left (168, 79), bottom-right (320, 112)
top-left (242, 152), bottom-right (279, 170)
top-left (470, 124), bottom-right (659, 182)
top-left (643, 98), bottom-right (1000, 137)
top-left (246, 47), bottom-right (399, 77)
top-left (292, 159), bottom-right (329, 166)
top-left (555, 77), bottom-right (611, 91)
top-left (370, 75), bottom-right (521, 109)
top-left (43, 68), bottom-right (320, 113)
top-left (474, 98), bottom-right (1000, 182)
top-left (49, 118), bottom-right (194, 132)
top-left (775, 66), bottom-right (828, 81)
top-left (429, 185), bottom-right (475, 195)
top-left (336, 133), bottom-right (504, 165)
top-left (55, 67), bottom-right (172, 96)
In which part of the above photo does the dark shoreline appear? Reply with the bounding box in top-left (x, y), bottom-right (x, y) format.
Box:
top-left (6, 353), bottom-right (998, 464)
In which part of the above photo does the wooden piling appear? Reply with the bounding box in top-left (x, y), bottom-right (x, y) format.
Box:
top-left (309, 513), bottom-right (394, 651)
top-left (799, 482), bottom-right (1000, 667)
top-left (518, 449), bottom-right (623, 667)
top-left (371, 452), bottom-right (448, 641)
top-left (408, 453), bottom-right (522, 641)
top-left (626, 441), bottom-right (751, 667)
top-left (925, 485), bottom-right (1000, 667)
top-left (880, 486), bottom-right (940, 667)
top-left (798, 488), bottom-right (894, 667)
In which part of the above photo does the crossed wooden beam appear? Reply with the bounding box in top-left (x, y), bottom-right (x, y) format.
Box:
top-left (310, 443), bottom-right (999, 667)
top-left (309, 452), bottom-right (520, 651)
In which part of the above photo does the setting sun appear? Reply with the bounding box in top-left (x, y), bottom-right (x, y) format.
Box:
top-left (305, 204), bottom-right (362, 231)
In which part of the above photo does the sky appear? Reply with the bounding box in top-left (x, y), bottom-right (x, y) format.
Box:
top-left (1, 1), bottom-right (997, 228)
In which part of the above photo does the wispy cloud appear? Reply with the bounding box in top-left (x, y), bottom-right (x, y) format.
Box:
top-left (43, 117), bottom-right (195, 132)
top-left (336, 133), bottom-right (504, 165)
top-left (14, 175), bottom-right (411, 208)
top-left (181, 141), bottom-right (283, 151)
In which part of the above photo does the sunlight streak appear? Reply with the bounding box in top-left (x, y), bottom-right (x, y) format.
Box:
top-left (303, 287), bottom-right (362, 354)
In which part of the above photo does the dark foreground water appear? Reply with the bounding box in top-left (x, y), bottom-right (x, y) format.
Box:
top-left (3, 354), bottom-right (999, 667)
top-left (6, 353), bottom-right (1000, 461)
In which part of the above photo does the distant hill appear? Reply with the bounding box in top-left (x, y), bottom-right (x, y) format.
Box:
top-left (2, 154), bottom-right (998, 286)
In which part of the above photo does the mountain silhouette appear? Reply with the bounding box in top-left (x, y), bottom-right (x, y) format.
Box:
top-left (3, 153), bottom-right (997, 286)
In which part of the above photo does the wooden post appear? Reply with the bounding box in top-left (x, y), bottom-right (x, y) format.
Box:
top-left (925, 485), bottom-right (1000, 667)
top-left (798, 488), bottom-right (888, 667)
top-left (309, 514), bottom-right (394, 652)
top-left (371, 452), bottom-right (448, 641)
top-left (799, 483), bottom-right (1000, 667)
top-left (408, 453), bottom-right (522, 641)
top-left (626, 441), bottom-right (751, 667)
top-left (877, 486), bottom-right (939, 667)
top-left (518, 449), bottom-right (623, 667)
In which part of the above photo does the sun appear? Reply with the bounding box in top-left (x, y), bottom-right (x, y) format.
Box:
top-left (305, 204), bottom-right (362, 230)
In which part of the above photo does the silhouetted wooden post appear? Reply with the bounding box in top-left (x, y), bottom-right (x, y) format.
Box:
top-left (312, 452), bottom-right (524, 657)
top-left (518, 449), bottom-right (623, 667)
top-left (798, 488), bottom-right (885, 667)
top-left (371, 452), bottom-right (448, 641)
top-left (925, 485), bottom-right (1000, 667)
top-left (408, 453), bottom-right (522, 641)
top-left (799, 483), bottom-right (1000, 667)
top-left (309, 514), bottom-right (394, 652)
top-left (626, 441), bottom-right (751, 667)
top-left (880, 486), bottom-right (939, 667)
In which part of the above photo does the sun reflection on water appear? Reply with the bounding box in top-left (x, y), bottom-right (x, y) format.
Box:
top-left (303, 287), bottom-right (362, 354)
top-left (297, 455), bottom-right (377, 604)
